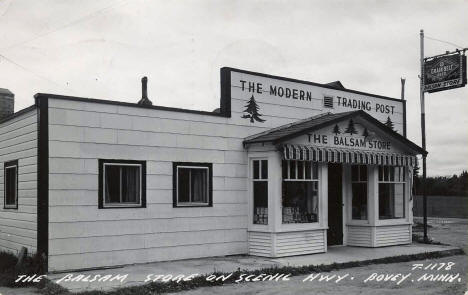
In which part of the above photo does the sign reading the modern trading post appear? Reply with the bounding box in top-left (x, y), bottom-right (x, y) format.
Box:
top-left (223, 68), bottom-right (405, 134)
top-left (423, 53), bottom-right (467, 93)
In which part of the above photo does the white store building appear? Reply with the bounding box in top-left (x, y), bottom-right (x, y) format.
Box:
top-left (0, 68), bottom-right (425, 272)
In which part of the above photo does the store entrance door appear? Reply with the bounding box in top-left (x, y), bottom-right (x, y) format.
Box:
top-left (327, 163), bottom-right (343, 246)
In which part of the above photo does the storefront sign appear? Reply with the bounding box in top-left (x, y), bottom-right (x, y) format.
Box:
top-left (423, 53), bottom-right (467, 93)
top-left (288, 119), bottom-right (404, 154)
top-left (310, 119), bottom-right (392, 152)
top-left (222, 68), bottom-right (405, 134)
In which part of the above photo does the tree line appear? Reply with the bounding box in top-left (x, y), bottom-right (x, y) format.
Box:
top-left (413, 166), bottom-right (468, 197)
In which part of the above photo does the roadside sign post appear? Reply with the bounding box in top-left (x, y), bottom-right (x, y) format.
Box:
top-left (419, 29), bottom-right (467, 242)
top-left (420, 29), bottom-right (428, 242)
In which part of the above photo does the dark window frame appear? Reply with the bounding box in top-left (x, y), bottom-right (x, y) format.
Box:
top-left (98, 159), bottom-right (146, 209)
top-left (173, 162), bottom-right (213, 208)
top-left (3, 160), bottom-right (18, 209)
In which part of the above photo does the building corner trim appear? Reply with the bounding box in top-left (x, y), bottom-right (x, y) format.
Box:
top-left (36, 94), bottom-right (49, 272)
top-left (220, 68), bottom-right (232, 117)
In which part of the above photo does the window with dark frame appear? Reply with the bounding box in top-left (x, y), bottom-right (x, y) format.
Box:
top-left (98, 160), bottom-right (146, 208)
top-left (4, 160), bottom-right (18, 209)
top-left (351, 165), bottom-right (368, 220)
top-left (173, 162), bottom-right (212, 207)
top-left (378, 166), bottom-right (405, 219)
top-left (252, 159), bottom-right (268, 225)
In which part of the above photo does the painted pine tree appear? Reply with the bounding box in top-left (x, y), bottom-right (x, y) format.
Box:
top-left (385, 116), bottom-right (394, 130)
top-left (332, 124), bottom-right (341, 135)
top-left (344, 119), bottom-right (358, 135)
top-left (362, 128), bottom-right (369, 138)
top-left (242, 95), bottom-right (265, 123)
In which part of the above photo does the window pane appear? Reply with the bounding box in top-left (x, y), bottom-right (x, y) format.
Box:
top-left (384, 166), bottom-right (389, 181)
top-left (5, 167), bottom-right (16, 206)
top-left (378, 166), bottom-right (383, 181)
top-left (253, 160), bottom-right (259, 179)
top-left (379, 183), bottom-right (405, 219)
top-left (312, 162), bottom-right (318, 180)
top-left (351, 165), bottom-right (359, 181)
top-left (191, 168), bottom-right (208, 203)
top-left (121, 166), bottom-right (139, 203)
top-left (360, 165), bottom-right (367, 181)
top-left (395, 166), bottom-right (401, 182)
top-left (105, 165), bottom-right (121, 203)
top-left (389, 166), bottom-right (395, 181)
top-left (261, 160), bottom-right (268, 179)
top-left (352, 183), bottom-right (367, 220)
top-left (305, 162), bottom-right (311, 179)
top-left (297, 161), bottom-right (304, 179)
top-left (289, 161), bottom-right (296, 179)
top-left (282, 181), bottom-right (319, 223)
top-left (253, 181), bottom-right (268, 225)
top-left (177, 168), bottom-right (190, 203)
top-left (394, 183), bottom-right (405, 218)
top-left (282, 160), bottom-right (288, 179)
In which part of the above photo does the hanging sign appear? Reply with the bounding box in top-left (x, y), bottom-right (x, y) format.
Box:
top-left (423, 53), bottom-right (467, 93)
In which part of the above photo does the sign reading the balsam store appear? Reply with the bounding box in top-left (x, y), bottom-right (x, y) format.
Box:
top-left (423, 53), bottom-right (467, 93)
top-left (288, 119), bottom-right (404, 154)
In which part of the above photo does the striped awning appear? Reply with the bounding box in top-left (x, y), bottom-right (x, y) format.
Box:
top-left (282, 144), bottom-right (417, 167)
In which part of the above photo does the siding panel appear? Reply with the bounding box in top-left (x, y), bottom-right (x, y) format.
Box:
top-left (275, 230), bottom-right (326, 257)
top-left (248, 231), bottom-right (272, 256)
top-left (0, 109), bottom-right (38, 254)
top-left (347, 226), bottom-right (373, 247)
top-left (48, 99), bottom-right (252, 271)
top-left (375, 225), bottom-right (411, 247)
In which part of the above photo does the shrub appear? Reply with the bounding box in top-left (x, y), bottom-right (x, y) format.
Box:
top-left (0, 251), bottom-right (46, 287)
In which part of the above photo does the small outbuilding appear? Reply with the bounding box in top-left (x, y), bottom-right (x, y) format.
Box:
top-left (0, 68), bottom-right (425, 272)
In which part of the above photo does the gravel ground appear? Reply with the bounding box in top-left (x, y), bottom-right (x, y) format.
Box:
top-left (0, 287), bottom-right (38, 295)
top-left (167, 255), bottom-right (467, 295)
top-left (168, 222), bottom-right (468, 295)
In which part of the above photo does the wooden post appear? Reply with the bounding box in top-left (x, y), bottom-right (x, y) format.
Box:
top-left (420, 29), bottom-right (428, 242)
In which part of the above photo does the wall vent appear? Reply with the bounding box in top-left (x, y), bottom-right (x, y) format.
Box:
top-left (323, 96), bottom-right (333, 108)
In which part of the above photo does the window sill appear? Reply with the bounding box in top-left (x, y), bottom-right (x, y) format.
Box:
top-left (279, 223), bottom-right (324, 232)
top-left (174, 204), bottom-right (212, 208)
top-left (375, 219), bottom-right (411, 226)
top-left (100, 204), bottom-right (144, 209)
top-left (3, 206), bottom-right (18, 210)
top-left (346, 221), bottom-right (370, 226)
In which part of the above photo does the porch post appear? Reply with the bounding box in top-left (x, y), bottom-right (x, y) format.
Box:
top-left (269, 152), bottom-right (282, 234)
top-left (368, 165), bottom-right (378, 227)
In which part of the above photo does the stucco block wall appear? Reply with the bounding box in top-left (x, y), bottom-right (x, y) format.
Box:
top-left (0, 108), bottom-right (38, 254)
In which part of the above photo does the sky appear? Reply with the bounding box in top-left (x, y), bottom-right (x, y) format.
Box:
top-left (0, 0), bottom-right (467, 176)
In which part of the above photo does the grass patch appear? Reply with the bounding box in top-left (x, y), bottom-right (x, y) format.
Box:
top-left (37, 248), bottom-right (464, 295)
top-left (412, 222), bottom-right (433, 232)
top-left (412, 233), bottom-right (446, 245)
top-left (0, 250), bottom-right (46, 288)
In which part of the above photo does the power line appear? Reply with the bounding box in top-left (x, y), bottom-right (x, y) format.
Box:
top-left (1, 0), bottom-right (128, 51)
top-left (0, 53), bottom-right (62, 86)
top-left (425, 35), bottom-right (465, 49)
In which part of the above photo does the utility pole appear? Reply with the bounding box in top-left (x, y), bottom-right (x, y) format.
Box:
top-left (420, 29), bottom-right (428, 242)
